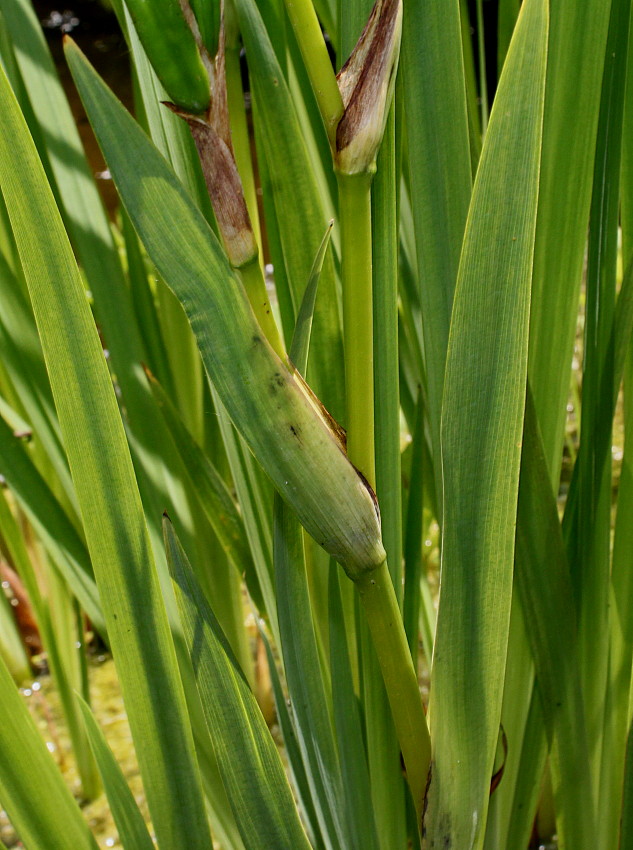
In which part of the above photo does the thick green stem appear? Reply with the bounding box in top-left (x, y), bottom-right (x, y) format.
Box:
top-left (372, 106), bottom-right (402, 600)
top-left (338, 171), bottom-right (375, 483)
top-left (283, 0), bottom-right (343, 148)
top-left (356, 560), bottom-right (431, 818)
top-left (225, 44), bottom-right (263, 259)
top-left (238, 258), bottom-right (286, 359)
top-left (339, 168), bottom-right (430, 820)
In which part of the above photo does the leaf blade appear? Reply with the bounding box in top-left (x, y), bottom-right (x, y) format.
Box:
top-left (76, 696), bottom-right (155, 850)
top-left (0, 60), bottom-right (213, 850)
top-left (165, 518), bottom-right (312, 850)
top-left (0, 653), bottom-right (99, 850)
top-left (425, 1), bottom-right (549, 845)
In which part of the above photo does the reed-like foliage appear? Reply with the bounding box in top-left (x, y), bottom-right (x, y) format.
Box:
top-left (0, 0), bottom-right (630, 847)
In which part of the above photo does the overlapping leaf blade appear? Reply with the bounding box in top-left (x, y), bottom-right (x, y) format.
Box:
top-left (77, 697), bottom-right (155, 850)
top-left (234, 0), bottom-right (344, 420)
top-left (165, 518), bottom-right (312, 850)
top-left (0, 60), bottom-right (213, 850)
top-left (425, 2), bottom-right (548, 846)
top-left (401, 0), bottom-right (472, 503)
top-left (0, 654), bottom-right (99, 850)
top-left (515, 389), bottom-right (595, 848)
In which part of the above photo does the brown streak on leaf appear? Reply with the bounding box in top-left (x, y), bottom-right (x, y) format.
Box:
top-left (291, 365), bottom-right (348, 452)
top-left (490, 725), bottom-right (508, 795)
top-left (421, 760), bottom-right (433, 837)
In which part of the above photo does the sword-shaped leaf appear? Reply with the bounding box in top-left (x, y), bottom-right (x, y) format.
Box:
top-left (425, 1), bottom-right (548, 845)
top-left (0, 61), bottom-right (213, 850)
top-left (164, 517), bottom-right (312, 850)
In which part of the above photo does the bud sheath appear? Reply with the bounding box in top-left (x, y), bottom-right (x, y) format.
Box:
top-left (335, 0), bottom-right (402, 175)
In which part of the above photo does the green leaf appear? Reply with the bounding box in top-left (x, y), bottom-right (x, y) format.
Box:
top-left (502, 3), bottom-right (626, 834)
top-left (0, 250), bottom-right (75, 506)
top-left (120, 0), bottom-right (213, 442)
top-left (258, 623), bottom-right (326, 849)
top-left (373, 108), bottom-right (402, 598)
top-left (369, 105), bottom-right (409, 849)
top-left (606, 8), bottom-right (633, 843)
top-left (497, 0), bottom-right (520, 74)
top-left (527, 0), bottom-right (612, 478)
top-left (402, 391), bottom-right (431, 660)
top-left (164, 517), bottom-right (312, 850)
top-left (66, 37), bottom-right (385, 582)
top-left (121, 0), bottom-right (211, 113)
top-left (313, 0), bottom-right (338, 52)
top-left (121, 210), bottom-right (175, 397)
top-left (0, 0), bottom-right (157, 440)
top-left (76, 695), bottom-right (158, 850)
top-left (425, 1), bottom-right (548, 846)
top-left (0, 414), bottom-right (104, 635)
top-left (605, 264), bottom-right (633, 847)
top-left (290, 220), bottom-right (333, 374)
top-left (210, 392), bottom-right (278, 634)
top-left (401, 0), bottom-right (472, 503)
top-left (515, 388), bottom-right (595, 848)
top-left (0, 653), bottom-right (99, 850)
top-left (458, 0), bottom-right (483, 171)
top-left (621, 718), bottom-right (633, 849)
top-left (504, 696), bottom-right (548, 848)
top-left (273, 495), bottom-right (348, 850)
top-left (235, 0), bottom-right (345, 421)
top-left (564, 0), bottom-right (631, 826)
top-left (339, 0), bottom-right (373, 57)
top-left (0, 61), bottom-right (213, 850)
top-left (145, 368), bottom-right (263, 607)
top-left (328, 566), bottom-right (380, 850)
top-left (482, 592), bottom-right (535, 849)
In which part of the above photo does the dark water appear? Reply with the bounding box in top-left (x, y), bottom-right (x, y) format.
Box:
top-left (33, 0), bottom-right (133, 214)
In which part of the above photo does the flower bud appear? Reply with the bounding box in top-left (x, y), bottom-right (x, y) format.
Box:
top-left (166, 19), bottom-right (257, 268)
top-left (334, 0), bottom-right (402, 175)
top-left (169, 108), bottom-right (257, 268)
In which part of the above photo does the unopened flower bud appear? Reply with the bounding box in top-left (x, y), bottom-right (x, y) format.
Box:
top-left (166, 17), bottom-right (257, 268)
top-left (334, 0), bottom-right (402, 175)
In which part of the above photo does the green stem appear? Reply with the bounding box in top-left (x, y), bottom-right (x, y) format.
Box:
top-left (356, 560), bottom-right (431, 818)
top-left (283, 0), bottom-right (343, 148)
top-left (238, 258), bottom-right (286, 359)
top-left (225, 44), bottom-right (263, 259)
top-left (476, 0), bottom-right (489, 133)
top-left (339, 168), bottom-right (430, 821)
top-left (338, 171), bottom-right (375, 483)
top-left (372, 105), bottom-right (402, 600)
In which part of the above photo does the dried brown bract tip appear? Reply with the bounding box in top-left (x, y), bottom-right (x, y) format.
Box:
top-left (334, 0), bottom-right (402, 175)
top-left (167, 105), bottom-right (257, 268)
top-left (165, 8), bottom-right (257, 268)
